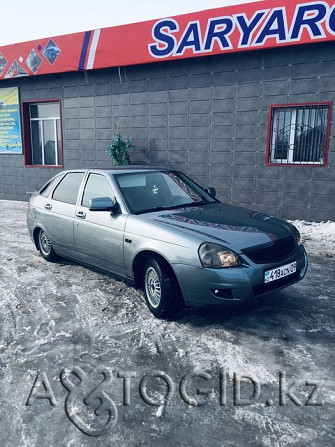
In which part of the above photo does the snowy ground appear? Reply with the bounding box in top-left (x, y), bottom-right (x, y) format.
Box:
top-left (0, 200), bottom-right (334, 446)
top-left (290, 220), bottom-right (335, 257)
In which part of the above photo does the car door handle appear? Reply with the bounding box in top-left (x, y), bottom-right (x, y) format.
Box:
top-left (44, 203), bottom-right (52, 210)
top-left (76, 211), bottom-right (86, 219)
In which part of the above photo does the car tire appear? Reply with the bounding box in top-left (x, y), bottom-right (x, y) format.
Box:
top-left (143, 258), bottom-right (183, 319)
top-left (37, 229), bottom-right (57, 262)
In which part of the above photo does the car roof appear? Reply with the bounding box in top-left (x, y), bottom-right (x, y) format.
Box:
top-left (64, 166), bottom-right (174, 175)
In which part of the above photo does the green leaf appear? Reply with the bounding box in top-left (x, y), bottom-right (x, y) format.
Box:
top-left (106, 124), bottom-right (136, 165)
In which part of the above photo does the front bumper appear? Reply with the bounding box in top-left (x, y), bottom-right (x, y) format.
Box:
top-left (172, 246), bottom-right (308, 307)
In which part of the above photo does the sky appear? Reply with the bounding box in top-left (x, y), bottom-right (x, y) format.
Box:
top-left (1, 0), bottom-right (263, 47)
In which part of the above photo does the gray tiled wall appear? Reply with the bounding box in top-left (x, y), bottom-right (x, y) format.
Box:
top-left (0, 42), bottom-right (334, 221)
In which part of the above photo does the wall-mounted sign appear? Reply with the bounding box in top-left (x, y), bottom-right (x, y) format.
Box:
top-left (0, 0), bottom-right (335, 80)
top-left (0, 87), bottom-right (22, 154)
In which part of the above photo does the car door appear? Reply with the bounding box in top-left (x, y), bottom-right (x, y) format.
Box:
top-left (41, 171), bottom-right (85, 255)
top-left (74, 172), bottom-right (127, 276)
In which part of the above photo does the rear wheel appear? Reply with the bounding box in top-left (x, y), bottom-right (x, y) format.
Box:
top-left (37, 229), bottom-right (57, 262)
top-left (143, 258), bottom-right (183, 318)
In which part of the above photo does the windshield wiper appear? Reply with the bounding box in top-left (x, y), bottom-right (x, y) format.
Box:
top-left (136, 201), bottom-right (214, 214)
top-left (137, 206), bottom-right (168, 214)
top-left (175, 200), bottom-right (214, 208)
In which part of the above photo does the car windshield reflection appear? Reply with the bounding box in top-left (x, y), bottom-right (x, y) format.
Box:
top-left (114, 171), bottom-right (217, 214)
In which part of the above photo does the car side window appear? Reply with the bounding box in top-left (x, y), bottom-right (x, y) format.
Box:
top-left (40, 175), bottom-right (62, 197)
top-left (81, 173), bottom-right (114, 208)
top-left (52, 172), bottom-right (85, 204)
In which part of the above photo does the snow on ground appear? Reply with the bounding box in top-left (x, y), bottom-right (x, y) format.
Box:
top-left (0, 200), bottom-right (334, 446)
top-left (290, 220), bottom-right (335, 256)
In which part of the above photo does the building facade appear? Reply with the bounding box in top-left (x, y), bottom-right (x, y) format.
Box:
top-left (0, 0), bottom-right (335, 221)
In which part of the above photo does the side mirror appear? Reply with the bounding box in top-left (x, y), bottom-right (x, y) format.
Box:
top-left (205, 187), bottom-right (216, 198)
top-left (89, 197), bottom-right (118, 212)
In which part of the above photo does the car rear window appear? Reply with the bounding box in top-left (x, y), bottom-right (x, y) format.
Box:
top-left (52, 172), bottom-right (84, 204)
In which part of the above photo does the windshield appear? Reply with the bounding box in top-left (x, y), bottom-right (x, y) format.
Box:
top-left (114, 171), bottom-right (217, 214)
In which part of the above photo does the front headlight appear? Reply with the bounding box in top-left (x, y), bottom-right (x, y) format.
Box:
top-left (292, 224), bottom-right (302, 246)
top-left (199, 242), bottom-right (241, 268)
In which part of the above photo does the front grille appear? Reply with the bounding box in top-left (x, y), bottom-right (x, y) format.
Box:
top-left (242, 237), bottom-right (296, 264)
top-left (253, 270), bottom-right (300, 296)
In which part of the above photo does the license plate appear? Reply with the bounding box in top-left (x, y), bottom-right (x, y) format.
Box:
top-left (264, 261), bottom-right (297, 284)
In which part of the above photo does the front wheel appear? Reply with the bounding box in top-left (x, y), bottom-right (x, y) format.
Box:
top-left (37, 229), bottom-right (57, 262)
top-left (143, 258), bottom-right (183, 319)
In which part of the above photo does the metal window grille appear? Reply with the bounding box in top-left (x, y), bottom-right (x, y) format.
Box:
top-left (269, 104), bottom-right (330, 165)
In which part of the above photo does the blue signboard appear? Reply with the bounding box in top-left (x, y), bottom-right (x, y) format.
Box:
top-left (0, 87), bottom-right (22, 154)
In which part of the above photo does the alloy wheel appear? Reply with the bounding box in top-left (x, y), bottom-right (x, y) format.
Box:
top-left (145, 266), bottom-right (162, 308)
top-left (39, 230), bottom-right (52, 256)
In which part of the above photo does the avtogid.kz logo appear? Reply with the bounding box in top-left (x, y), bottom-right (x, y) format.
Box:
top-left (25, 365), bottom-right (325, 437)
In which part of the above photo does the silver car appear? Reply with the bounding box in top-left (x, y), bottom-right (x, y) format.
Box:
top-left (27, 167), bottom-right (308, 318)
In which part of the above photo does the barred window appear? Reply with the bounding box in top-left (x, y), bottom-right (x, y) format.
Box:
top-left (267, 103), bottom-right (331, 166)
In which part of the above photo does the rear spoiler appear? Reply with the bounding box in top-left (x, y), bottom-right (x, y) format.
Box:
top-left (27, 191), bottom-right (38, 198)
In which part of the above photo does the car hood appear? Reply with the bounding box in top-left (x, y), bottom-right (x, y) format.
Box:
top-left (141, 203), bottom-right (293, 251)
